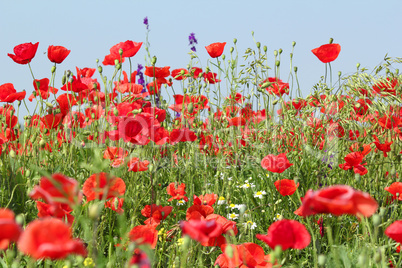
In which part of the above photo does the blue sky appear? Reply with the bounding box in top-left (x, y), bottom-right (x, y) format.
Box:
top-left (1, 0), bottom-right (402, 116)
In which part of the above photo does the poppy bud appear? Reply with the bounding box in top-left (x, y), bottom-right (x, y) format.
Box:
top-left (222, 54), bottom-right (225, 60)
top-left (292, 41), bottom-right (296, 47)
top-left (148, 164), bottom-right (154, 172)
top-left (338, 71), bottom-right (342, 77)
top-left (274, 245), bottom-right (282, 259)
top-left (233, 38), bottom-right (237, 44)
top-left (119, 48), bottom-right (123, 56)
top-left (151, 56), bottom-right (157, 65)
top-left (187, 103), bottom-right (194, 114)
top-left (230, 47), bottom-right (234, 53)
top-left (294, 66), bottom-right (298, 72)
top-left (274, 50), bottom-right (278, 56)
top-left (290, 53), bottom-right (293, 59)
top-left (45, 102), bottom-right (53, 108)
top-left (205, 66), bottom-right (210, 73)
top-left (62, 75), bottom-right (67, 85)
top-left (263, 46), bottom-right (267, 52)
top-left (51, 66), bottom-right (56, 73)
top-left (183, 88), bottom-right (187, 94)
top-left (98, 66), bottom-right (103, 74)
top-left (9, 150), bottom-right (16, 158)
top-left (91, 113), bottom-right (95, 119)
top-left (116, 63), bottom-right (121, 70)
top-left (318, 255), bottom-right (326, 266)
top-left (113, 108), bottom-right (118, 116)
top-left (66, 70), bottom-right (72, 78)
top-left (275, 60), bottom-right (280, 67)
top-left (225, 244), bottom-right (234, 258)
top-left (89, 203), bottom-right (101, 220)
top-left (372, 214), bottom-right (381, 227)
top-left (256, 42), bottom-right (261, 49)
top-left (39, 139), bottom-right (46, 148)
top-left (272, 100), bottom-right (278, 105)
top-left (329, 38), bottom-right (334, 44)
top-left (279, 48), bottom-right (283, 54)
top-left (356, 63), bottom-right (360, 69)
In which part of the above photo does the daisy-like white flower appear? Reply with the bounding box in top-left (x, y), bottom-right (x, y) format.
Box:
top-left (226, 203), bottom-right (237, 210)
top-left (243, 220), bottom-right (257, 230)
top-left (254, 190), bottom-right (267, 199)
top-left (235, 204), bottom-right (247, 211)
top-left (217, 196), bottom-right (226, 205)
top-left (177, 199), bottom-right (186, 206)
top-left (227, 213), bottom-right (239, 220)
top-left (274, 214), bottom-right (283, 221)
top-left (238, 183), bottom-right (255, 189)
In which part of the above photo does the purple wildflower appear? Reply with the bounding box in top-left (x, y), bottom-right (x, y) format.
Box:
top-left (188, 32), bottom-right (198, 52)
top-left (175, 112), bottom-right (181, 118)
top-left (143, 17), bottom-right (149, 30)
top-left (136, 64), bottom-right (146, 93)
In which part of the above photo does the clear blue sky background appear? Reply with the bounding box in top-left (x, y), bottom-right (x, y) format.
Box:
top-left (1, 0), bottom-right (402, 116)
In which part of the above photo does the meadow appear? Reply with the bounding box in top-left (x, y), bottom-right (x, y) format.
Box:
top-left (1, 21), bottom-right (402, 268)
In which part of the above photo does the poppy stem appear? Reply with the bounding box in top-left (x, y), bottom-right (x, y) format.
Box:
top-left (329, 62), bottom-right (333, 87)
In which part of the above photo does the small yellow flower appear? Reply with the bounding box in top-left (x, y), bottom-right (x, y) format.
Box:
top-left (83, 257), bottom-right (95, 267)
top-left (177, 238), bottom-right (184, 246)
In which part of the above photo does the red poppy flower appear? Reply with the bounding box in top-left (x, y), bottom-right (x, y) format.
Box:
top-left (193, 193), bottom-right (218, 206)
top-left (372, 78), bottom-right (398, 96)
top-left (82, 172), bottom-right (126, 202)
top-left (36, 201), bottom-right (74, 225)
top-left (129, 225), bottom-right (158, 249)
top-left (76, 67), bottom-right (96, 78)
top-left (144, 66), bottom-right (170, 78)
top-left (8, 42), bottom-right (39, 64)
top-left (41, 113), bottom-right (63, 130)
top-left (274, 179), bottom-right (299, 196)
top-left (102, 53), bottom-right (125, 65)
top-left (205, 42), bottom-right (226, 58)
top-left (129, 250), bottom-right (151, 268)
top-left (169, 128), bottom-right (197, 145)
top-left (261, 153), bottom-right (293, 173)
top-left (338, 152), bottom-right (368, 176)
top-left (0, 208), bottom-right (22, 250)
top-left (297, 185), bottom-right (378, 217)
top-left (141, 204), bottom-right (173, 225)
top-left (29, 78), bottom-right (58, 101)
top-left (311, 43), bottom-right (341, 63)
top-left (227, 117), bottom-right (246, 127)
top-left (105, 197), bottom-right (124, 215)
top-left (180, 219), bottom-right (223, 246)
top-left (385, 182), bottom-right (402, 201)
top-left (385, 221), bottom-right (402, 244)
top-left (215, 243), bottom-right (276, 268)
top-left (191, 67), bottom-right (203, 79)
top-left (167, 182), bottom-right (189, 202)
top-left (29, 173), bottom-right (82, 207)
top-left (203, 72), bottom-right (221, 84)
top-left (109, 40), bottom-right (142, 58)
top-left (103, 146), bottom-right (128, 161)
top-left (47, 45), bottom-right (71, 64)
top-left (171, 68), bottom-right (189, 80)
top-left (61, 75), bottom-right (88, 93)
top-left (260, 77), bottom-right (290, 96)
top-left (127, 157), bottom-right (150, 172)
top-left (186, 204), bottom-right (214, 220)
top-left (256, 219), bottom-right (311, 250)
top-left (372, 134), bottom-right (392, 157)
top-left (18, 218), bottom-right (87, 260)
top-left (0, 83), bottom-right (26, 103)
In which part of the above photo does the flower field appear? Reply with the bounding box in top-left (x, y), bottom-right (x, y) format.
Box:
top-left (1, 20), bottom-right (402, 268)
